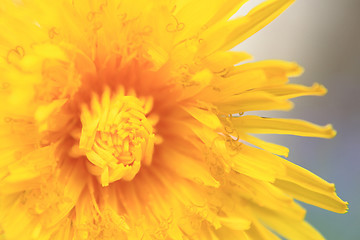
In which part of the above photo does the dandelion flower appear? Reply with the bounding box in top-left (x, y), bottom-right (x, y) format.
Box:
top-left (0, 0), bottom-right (347, 239)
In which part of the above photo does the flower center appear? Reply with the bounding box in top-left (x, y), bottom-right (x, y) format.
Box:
top-left (79, 88), bottom-right (155, 186)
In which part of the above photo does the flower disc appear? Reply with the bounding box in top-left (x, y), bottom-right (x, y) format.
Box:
top-left (79, 88), bottom-right (155, 186)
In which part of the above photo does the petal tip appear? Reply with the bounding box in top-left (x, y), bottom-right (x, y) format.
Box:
top-left (289, 62), bottom-right (304, 77)
top-left (326, 124), bottom-right (337, 138)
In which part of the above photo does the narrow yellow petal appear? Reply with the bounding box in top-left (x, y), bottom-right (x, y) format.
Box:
top-left (255, 207), bottom-right (325, 240)
top-left (246, 219), bottom-right (282, 240)
top-left (262, 83), bottom-right (328, 99)
top-left (201, 51), bottom-right (252, 73)
top-left (45, 218), bottom-right (73, 240)
top-left (200, 61), bottom-right (304, 103)
top-left (275, 179), bottom-right (348, 214)
top-left (276, 160), bottom-right (348, 213)
top-left (236, 131), bottom-right (289, 157)
top-left (199, 0), bottom-right (295, 55)
top-left (219, 217), bottom-right (251, 231)
top-left (0, 194), bottom-right (38, 240)
top-left (35, 99), bottom-right (68, 131)
top-left (232, 115), bottom-right (336, 138)
top-left (167, 224), bottom-right (184, 240)
top-left (45, 161), bottom-right (87, 227)
top-left (215, 92), bottom-right (293, 113)
top-left (0, 146), bottom-right (55, 194)
top-left (227, 60), bottom-right (303, 78)
top-left (231, 144), bottom-right (285, 182)
top-left (183, 105), bottom-right (222, 130)
top-left (178, 69), bottom-right (213, 101)
top-left (280, 159), bottom-right (336, 193)
top-left (160, 147), bottom-right (220, 188)
top-left (151, 168), bottom-right (214, 220)
top-left (175, 0), bottom-right (248, 41)
top-left (215, 226), bottom-right (250, 240)
top-left (205, 0), bottom-right (249, 27)
top-left (209, 69), bottom-right (267, 99)
top-left (230, 172), bottom-right (305, 220)
top-left (146, 43), bottom-right (169, 70)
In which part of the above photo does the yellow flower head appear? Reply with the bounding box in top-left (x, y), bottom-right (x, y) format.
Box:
top-left (0, 0), bottom-right (347, 239)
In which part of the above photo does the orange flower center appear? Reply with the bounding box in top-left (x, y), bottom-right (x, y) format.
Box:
top-left (79, 88), bottom-right (155, 186)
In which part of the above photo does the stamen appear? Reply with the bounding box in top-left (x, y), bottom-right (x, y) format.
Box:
top-left (80, 88), bottom-right (157, 186)
top-left (48, 27), bottom-right (59, 39)
top-left (166, 16), bottom-right (185, 32)
top-left (6, 46), bottom-right (25, 64)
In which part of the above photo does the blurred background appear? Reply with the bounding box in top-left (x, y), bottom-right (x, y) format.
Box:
top-left (234, 1), bottom-right (360, 239)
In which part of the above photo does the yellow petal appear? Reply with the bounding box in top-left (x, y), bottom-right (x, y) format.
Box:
top-left (178, 69), bottom-right (213, 101)
top-left (219, 216), bottom-right (251, 231)
top-left (275, 160), bottom-right (348, 213)
top-left (201, 51), bottom-right (252, 73)
top-left (0, 194), bottom-right (39, 240)
top-left (255, 207), bottom-right (325, 240)
top-left (207, 69), bottom-right (267, 100)
top-left (160, 147), bottom-right (220, 188)
top-left (35, 99), bottom-right (68, 132)
top-left (45, 161), bottom-right (87, 227)
top-left (205, 0), bottom-right (249, 28)
top-left (275, 179), bottom-right (348, 214)
top-left (215, 92), bottom-right (293, 113)
top-left (246, 219), bottom-right (282, 240)
top-left (231, 144), bottom-right (285, 182)
top-left (232, 115), bottom-right (336, 138)
top-left (0, 146), bottom-right (56, 194)
top-left (227, 60), bottom-right (303, 79)
top-left (174, 0), bottom-right (248, 41)
top-left (199, 0), bottom-right (295, 55)
top-left (230, 172), bottom-right (305, 220)
top-left (183, 105), bottom-right (222, 130)
top-left (146, 43), bottom-right (169, 70)
top-left (236, 131), bottom-right (289, 157)
top-left (215, 226), bottom-right (250, 240)
top-left (262, 83), bottom-right (328, 99)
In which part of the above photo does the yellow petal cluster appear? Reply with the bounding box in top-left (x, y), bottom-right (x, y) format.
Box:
top-left (0, 0), bottom-right (347, 240)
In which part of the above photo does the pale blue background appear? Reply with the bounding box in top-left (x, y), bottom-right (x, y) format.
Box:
top-left (234, 1), bottom-right (360, 239)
